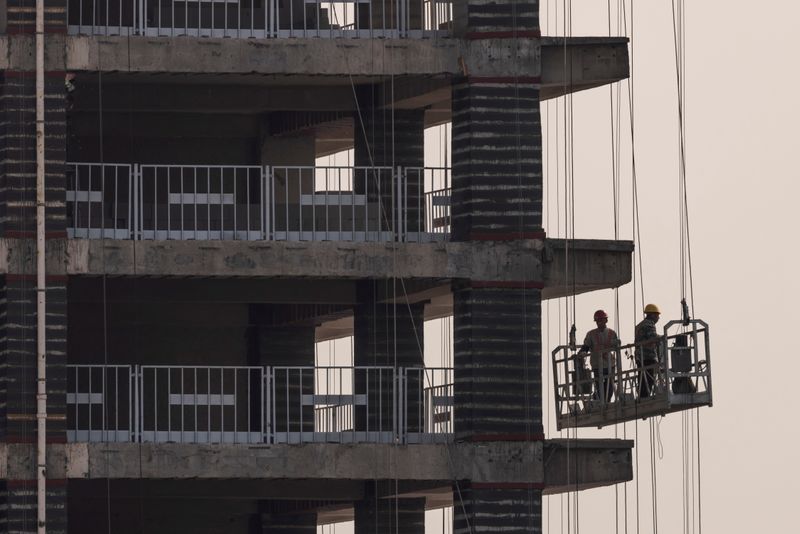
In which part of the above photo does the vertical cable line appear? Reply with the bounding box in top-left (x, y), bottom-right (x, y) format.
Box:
top-left (96, 52), bottom-right (114, 534)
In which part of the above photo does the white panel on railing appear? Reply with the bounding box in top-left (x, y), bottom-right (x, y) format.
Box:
top-left (67, 365), bottom-right (133, 443)
top-left (139, 365), bottom-right (266, 444)
top-left (139, 165), bottom-right (265, 241)
top-left (272, 366), bottom-right (397, 444)
top-left (271, 166), bottom-right (396, 242)
top-left (67, 163), bottom-right (134, 240)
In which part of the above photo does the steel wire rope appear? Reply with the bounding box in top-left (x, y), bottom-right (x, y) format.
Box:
top-left (670, 3), bottom-right (702, 534)
top-left (95, 47), bottom-right (115, 534)
top-left (671, 0), bottom-right (695, 314)
top-left (542, 1), bottom-right (555, 531)
top-left (118, 24), bottom-right (146, 534)
top-left (617, 3), bottom-right (646, 534)
top-left (606, 3), bottom-right (624, 534)
top-left (563, 1), bottom-right (582, 532)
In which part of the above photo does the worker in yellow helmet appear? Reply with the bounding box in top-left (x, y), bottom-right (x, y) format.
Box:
top-left (578, 309), bottom-right (619, 403)
top-left (635, 304), bottom-right (662, 398)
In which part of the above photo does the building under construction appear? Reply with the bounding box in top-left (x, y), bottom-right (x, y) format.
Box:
top-left (0, 0), bottom-right (713, 532)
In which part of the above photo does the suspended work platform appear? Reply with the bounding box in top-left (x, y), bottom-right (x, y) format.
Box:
top-left (551, 320), bottom-right (712, 430)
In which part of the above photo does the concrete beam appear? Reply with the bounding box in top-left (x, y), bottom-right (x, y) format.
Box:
top-left (1, 35), bottom-right (625, 88)
top-left (1, 440), bottom-right (631, 493)
top-left (540, 37), bottom-right (630, 100)
top-left (542, 238), bottom-right (634, 299)
top-left (17, 238), bottom-right (545, 281)
top-left (0, 238), bottom-right (631, 291)
top-left (543, 439), bottom-right (634, 495)
top-left (63, 35), bottom-right (460, 76)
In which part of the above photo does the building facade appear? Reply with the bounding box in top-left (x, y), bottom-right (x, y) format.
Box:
top-left (0, 1), bottom-right (633, 532)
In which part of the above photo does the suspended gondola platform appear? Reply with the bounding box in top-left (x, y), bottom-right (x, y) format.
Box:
top-left (552, 320), bottom-right (712, 430)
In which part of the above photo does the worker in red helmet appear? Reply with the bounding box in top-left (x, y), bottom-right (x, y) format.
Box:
top-left (577, 309), bottom-right (620, 403)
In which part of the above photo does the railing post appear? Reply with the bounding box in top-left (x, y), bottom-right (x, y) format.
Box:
top-left (396, 166), bottom-right (403, 241)
top-left (133, 365), bottom-right (139, 442)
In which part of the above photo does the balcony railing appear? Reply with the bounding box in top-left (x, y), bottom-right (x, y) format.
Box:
top-left (66, 0), bottom-right (452, 38)
top-left (66, 364), bottom-right (455, 444)
top-left (67, 163), bottom-right (451, 242)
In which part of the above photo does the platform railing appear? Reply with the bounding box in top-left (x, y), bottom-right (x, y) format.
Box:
top-left (551, 320), bottom-right (712, 430)
top-left (66, 163), bottom-right (450, 242)
top-left (66, 0), bottom-right (451, 37)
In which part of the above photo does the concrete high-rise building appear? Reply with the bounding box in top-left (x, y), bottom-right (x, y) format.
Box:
top-left (0, 1), bottom-right (638, 532)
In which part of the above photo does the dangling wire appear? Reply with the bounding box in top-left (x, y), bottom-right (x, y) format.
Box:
top-left (671, 0), bottom-right (695, 317)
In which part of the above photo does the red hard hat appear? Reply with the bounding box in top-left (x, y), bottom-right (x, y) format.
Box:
top-left (593, 309), bottom-right (608, 321)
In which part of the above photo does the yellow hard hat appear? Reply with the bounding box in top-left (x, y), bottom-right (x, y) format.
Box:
top-left (644, 303), bottom-right (661, 314)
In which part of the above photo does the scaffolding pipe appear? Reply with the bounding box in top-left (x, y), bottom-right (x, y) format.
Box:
top-left (35, 0), bottom-right (48, 527)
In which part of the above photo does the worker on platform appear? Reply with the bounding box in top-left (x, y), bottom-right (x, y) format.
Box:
top-left (578, 310), bottom-right (619, 403)
top-left (635, 304), bottom-right (663, 398)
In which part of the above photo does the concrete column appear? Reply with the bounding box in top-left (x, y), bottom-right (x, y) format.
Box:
top-left (450, 1), bottom-right (543, 532)
top-left (353, 105), bottom-right (425, 234)
top-left (354, 489), bottom-right (425, 534)
top-left (450, 79), bottom-right (542, 241)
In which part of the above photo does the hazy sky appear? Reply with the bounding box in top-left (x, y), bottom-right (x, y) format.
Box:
top-left (318, 1), bottom-right (799, 532)
top-left (537, 1), bottom-right (799, 533)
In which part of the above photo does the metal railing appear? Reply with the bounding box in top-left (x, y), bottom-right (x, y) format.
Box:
top-left (139, 365), bottom-right (267, 443)
top-left (67, 365), bottom-right (133, 442)
top-left (66, 0), bottom-right (452, 38)
top-left (403, 166), bottom-right (450, 242)
top-left (66, 163), bottom-right (451, 242)
top-left (271, 366), bottom-right (397, 443)
top-left (67, 163), bottom-right (134, 239)
top-left (138, 165), bottom-right (265, 240)
top-left (401, 367), bottom-right (452, 443)
top-left (271, 166), bottom-right (395, 242)
top-left (551, 320), bottom-right (712, 429)
top-left (66, 364), bottom-right (455, 444)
